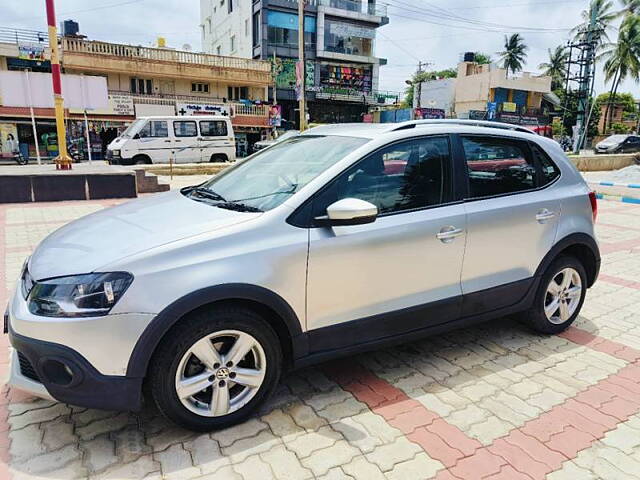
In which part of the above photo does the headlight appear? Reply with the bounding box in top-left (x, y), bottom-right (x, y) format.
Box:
top-left (28, 272), bottom-right (133, 318)
top-left (111, 149), bottom-right (121, 157)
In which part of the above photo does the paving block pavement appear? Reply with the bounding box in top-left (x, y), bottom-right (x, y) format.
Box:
top-left (1, 198), bottom-right (640, 479)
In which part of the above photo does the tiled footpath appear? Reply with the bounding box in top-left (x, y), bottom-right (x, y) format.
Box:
top-left (1, 198), bottom-right (640, 479)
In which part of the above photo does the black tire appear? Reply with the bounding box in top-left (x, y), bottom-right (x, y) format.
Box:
top-left (133, 155), bottom-right (151, 165)
top-left (210, 154), bottom-right (228, 163)
top-left (149, 305), bottom-right (282, 432)
top-left (524, 255), bottom-right (587, 334)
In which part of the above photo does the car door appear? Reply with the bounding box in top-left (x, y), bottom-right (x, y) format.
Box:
top-left (459, 135), bottom-right (561, 315)
top-left (198, 119), bottom-right (232, 162)
top-left (172, 120), bottom-right (200, 163)
top-left (623, 135), bottom-right (640, 153)
top-left (305, 135), bottom-right (467, 353)
top-left (136, 119), bottom-right (171, 163)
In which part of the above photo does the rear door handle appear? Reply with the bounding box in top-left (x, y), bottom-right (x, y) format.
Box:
top-left (536, 209), bottom-right (556, 223)
top-left (437, 226), bottom-right (464, 243)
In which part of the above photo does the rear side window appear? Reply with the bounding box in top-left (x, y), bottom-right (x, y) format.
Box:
top-left (138, 121), bottom-right (168, 138)
top-left (200, 120), bottom-right (228, 137)
top-left (531, 144), bottom-right (560, 186)
top-left (462, 136), bottom-right (535, 199)
top-left (174, 121), bottom-right (198, 137)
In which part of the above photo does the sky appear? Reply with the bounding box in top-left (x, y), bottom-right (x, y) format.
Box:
top-left (2, 0), bottom-right (638, 99)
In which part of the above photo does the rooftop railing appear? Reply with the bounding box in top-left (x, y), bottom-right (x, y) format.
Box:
top-left (62, 38), bottom-right (271, 72)
top-left (0, 27), bottom-right (49, 46)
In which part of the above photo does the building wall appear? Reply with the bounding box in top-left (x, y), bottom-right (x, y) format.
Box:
top-left (202, 0), bottom-right (253, 58)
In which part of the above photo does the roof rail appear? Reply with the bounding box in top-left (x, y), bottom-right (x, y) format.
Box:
top-left (390, 119), bottom-right (536, 134)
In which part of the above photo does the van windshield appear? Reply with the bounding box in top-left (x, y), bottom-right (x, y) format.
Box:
top-left (121, 119), bottom-right (146, 138)
top-left (188, 135), bottom-right (368, 212)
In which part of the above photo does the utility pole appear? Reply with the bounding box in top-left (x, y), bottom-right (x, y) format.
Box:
top-left (573, 6), bottom-right (598, 153)
top-left (45, 0), bottom-right (72, 169)
top-left (415, 61), bottom-right (423, 109)
top-left (297, 0), bottom-right (306, 131)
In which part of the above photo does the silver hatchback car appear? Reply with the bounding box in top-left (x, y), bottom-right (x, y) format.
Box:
top-left (6, 120), bottom-right (600, 431)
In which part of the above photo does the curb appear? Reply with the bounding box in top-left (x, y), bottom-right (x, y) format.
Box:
top-left (595, 192), bottom-right (640, 204)
top-left (588, 181), bottom-right (640, 189)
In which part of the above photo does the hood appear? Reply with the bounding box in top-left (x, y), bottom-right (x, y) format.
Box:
top-left (107, 137), bottom-right (127, 150)
top-left (29, 191), bottom-right (260, 279)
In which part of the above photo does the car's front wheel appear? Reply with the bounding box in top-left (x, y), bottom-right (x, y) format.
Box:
top-left (525, 256), bottom-right (587, 334)
top-left (149, 305), bottom-right (282, 431)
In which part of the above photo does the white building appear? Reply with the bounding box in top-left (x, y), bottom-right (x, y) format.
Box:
top-left (200, 0), bottom-right (391, 125)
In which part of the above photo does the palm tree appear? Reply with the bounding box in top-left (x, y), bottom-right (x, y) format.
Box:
top-left (620, 0), bottom-right (640, 16)
top-left (539, 45), bottom-right (569, 90)
top-left (498, 34), bottom-right (528, 77)
top-left (599, 14), bottom-right (640, 131)
top-left (572, 0), bottom-right (617, 47)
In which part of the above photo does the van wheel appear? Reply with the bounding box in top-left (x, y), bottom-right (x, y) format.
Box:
top-left (524, 256), bottom-right (587, 334)
top-left (149, 305), bottom-right (282, 432)
top-left (133, 155), bottom-right (151, 165)
top-left (210, 154), bottom-right (228, 163)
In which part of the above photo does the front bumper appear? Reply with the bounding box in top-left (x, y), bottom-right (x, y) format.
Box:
top-left (8, 326), bottom-right (143, 411)
top-left (6, 287), bottom-right (155, 411)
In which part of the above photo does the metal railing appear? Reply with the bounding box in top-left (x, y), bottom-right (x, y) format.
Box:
top-left (110, 91), bottom-right (270, 117)
top-left (277, 0), bottom-right (387, 16)
top-left (0, 27), bottom-right (49, 46)
top-left (62, 38), bottom-right (271, 72)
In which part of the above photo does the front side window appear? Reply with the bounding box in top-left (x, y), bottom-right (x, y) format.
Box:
top-left (312, 136), bottom-right (453, 218)
top-left (138, 121), bottom-right (168, 138)
top-left (194, 136), bottom-right (368, 211)
top-left (174, 121), bottom-right (198, 137)
top-left (462, 136), bottom-right (535, 199)
top-left (200, 121), bottom-right (227, 137)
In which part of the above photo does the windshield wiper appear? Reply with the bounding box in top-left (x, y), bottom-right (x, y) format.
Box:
top-left (189, 186), bottom-right (226, 202)
top-left (215, 202), bottom-right (263, 213)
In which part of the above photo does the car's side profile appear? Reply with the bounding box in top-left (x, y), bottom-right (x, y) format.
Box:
top-left (7, 120), bottom-right (599, 431)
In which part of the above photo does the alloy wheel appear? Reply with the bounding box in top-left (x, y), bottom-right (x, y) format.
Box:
top-left (174, 330), bottom-right (266, 417)
top-left (544, 267), bottom-right (582, 325)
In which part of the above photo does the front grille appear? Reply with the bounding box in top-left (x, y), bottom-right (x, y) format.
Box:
top-left (17, 352), bottom-right (40, 382)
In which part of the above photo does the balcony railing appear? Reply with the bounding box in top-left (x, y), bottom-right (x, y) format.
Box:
top-left (110, 91), bottom-right (270, 117)
top-left (277, 0), bottom-right (387, 17)
top-left (62, 38), bottom-right (271, 72)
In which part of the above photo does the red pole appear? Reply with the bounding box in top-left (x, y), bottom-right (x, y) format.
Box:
top-left (45, 0), bottom-right (71, 169)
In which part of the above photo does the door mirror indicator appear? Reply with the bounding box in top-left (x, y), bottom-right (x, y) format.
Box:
top-left (315, 198), bottom-right (378, 227)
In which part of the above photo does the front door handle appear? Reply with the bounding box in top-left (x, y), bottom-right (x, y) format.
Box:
top-left (437, 226), bottom-right (464, 243)
top-left (536, 209), bottom-right (556, 223)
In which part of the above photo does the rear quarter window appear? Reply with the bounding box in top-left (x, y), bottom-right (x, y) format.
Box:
top-left (530, 143), bottom-right (561, 187)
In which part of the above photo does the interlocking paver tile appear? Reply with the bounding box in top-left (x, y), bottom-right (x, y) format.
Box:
top-left (2, 198), bottom-right (640, 479)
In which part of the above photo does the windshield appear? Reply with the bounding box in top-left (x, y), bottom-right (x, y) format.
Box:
top-left (275, 130), bottom-right (299, 142)
top-left (603, 135), bottom-right (628, 144)
top-left (120, 119), bottom-right (146, 138)
top-left (192, 135), bottom-right (368, 211)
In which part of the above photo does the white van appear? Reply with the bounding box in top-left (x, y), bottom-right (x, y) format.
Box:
top-left (107, 115), bottom-right (235, 164)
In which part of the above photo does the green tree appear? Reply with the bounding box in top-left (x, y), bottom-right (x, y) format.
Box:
top-left (403, 68), bottom-right (457, 107)
top-left (538, 45), bottom-right (569, 90)
top-left (572, 0), bottom-right (617, 47)
top-left (473, 52), bottom-right (493, 65)
top-left (498, 34), bottom-right (528, 77)
top-left (620, 0), bottom-right (640, 16)
top-left (599, 14), bottom-right (640, 132)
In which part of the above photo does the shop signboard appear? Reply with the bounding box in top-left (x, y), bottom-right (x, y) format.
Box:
top-left (469, 110), bottom-right (488, 120)
top-left (414, 107), bottom-right (445, 119)
top-left (176, 103), bottom-right (233, 117)
top-left (69, 94), bottom-right (135, 116)
top-left (502, 102), bottom-right (517, 113)
top-left (329, 22), bottom-right (375, 39)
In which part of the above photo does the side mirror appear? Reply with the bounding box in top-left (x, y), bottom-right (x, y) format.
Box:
top-left (315, 198), bottom-right (378, 227)
top-left (133, 133), bottom-right (140, 140)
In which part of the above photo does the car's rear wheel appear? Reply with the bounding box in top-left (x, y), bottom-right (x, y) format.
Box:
top-left (525, 256), bottom-right (587, 334)
top-left (149, 305), bottom-right (282, 431)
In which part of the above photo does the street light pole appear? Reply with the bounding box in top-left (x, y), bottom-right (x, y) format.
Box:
top-left (45, 0), bottom-right (72, 169)
top-left (298, 0), bottom-right (306, 131)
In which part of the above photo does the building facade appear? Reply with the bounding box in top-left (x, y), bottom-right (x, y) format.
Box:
top-left (415, 59), bottom-right (553, 126)
top-left (0, 27), bottom-right (273, 160)
top-left (201, 0), bottom-right (391, 126)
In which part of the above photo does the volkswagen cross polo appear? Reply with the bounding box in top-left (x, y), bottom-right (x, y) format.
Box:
top-left (6, 120), bottom-right (600, 431)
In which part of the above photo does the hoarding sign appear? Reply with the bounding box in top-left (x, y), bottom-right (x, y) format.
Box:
top-left (177, 103), bottom-right (232, 117)
top-left (18, 42), bottom-right (46, 62)
top-left (269, 105), bottom-right (282, 127)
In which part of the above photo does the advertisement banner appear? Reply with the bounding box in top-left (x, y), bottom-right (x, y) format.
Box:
top-left (295, 61), bottom-right (304, 101)
top-left (269, 105), bottom-right (282, 127)
top-left (18, 42), bottom-right (46, 62)
top-left (502, 102), bottom-right (517, 113)
top-left (273, 58), bottom-right (314, 89)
